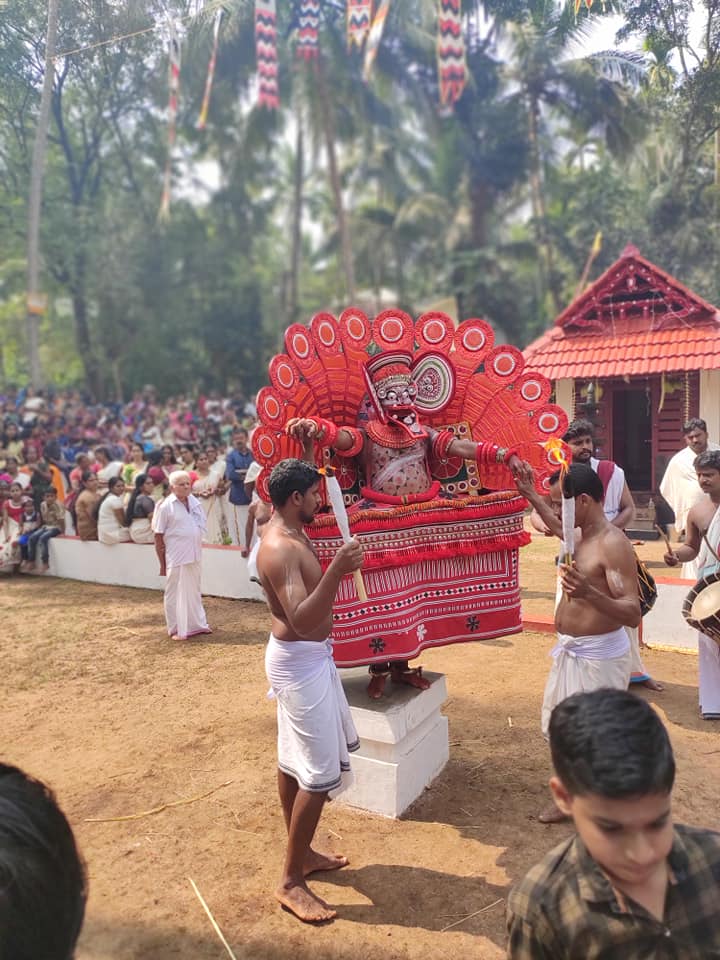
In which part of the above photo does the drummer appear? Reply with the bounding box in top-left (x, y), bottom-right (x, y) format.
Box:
top-left (663, 449), bottom-right (720, 719)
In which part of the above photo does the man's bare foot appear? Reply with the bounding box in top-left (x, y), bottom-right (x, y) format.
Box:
top-left (633, 677), bottom-right (664, 691)
top-left (303, 849), bottom-right (349, 876)
top-left (537, 802), bottom-right (570, 824)
top-left (275, 882), bottom-right (336, 922)
top-left (37, 562), bottom-right (49, 573)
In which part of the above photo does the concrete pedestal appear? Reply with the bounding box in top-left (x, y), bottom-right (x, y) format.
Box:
top-left (338, 668), bottom-right (449, 818)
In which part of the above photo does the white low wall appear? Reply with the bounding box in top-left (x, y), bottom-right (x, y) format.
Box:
top-left (48, 536), bottom-right (264, 601)
top-left (643, 577), bottom-right (698, 652)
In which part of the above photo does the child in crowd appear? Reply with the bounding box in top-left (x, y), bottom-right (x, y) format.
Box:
top-left (18, 498), bottom-right (39, 565)
top-left (507, 689), bottom-right (720, 957)
top-left (23, 488), bottom-right (66, 574)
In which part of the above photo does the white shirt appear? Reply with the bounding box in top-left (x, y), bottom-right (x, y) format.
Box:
top-left (152, 493), bottom-right (206, 568)
top-left (590, 457), bottom-right (626, 523)
top-left (98, 493), bottom-right (125, 535)
top-left (660, 442), bottom-right (720, 533)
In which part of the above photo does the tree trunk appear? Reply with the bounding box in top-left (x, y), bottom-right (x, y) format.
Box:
top-left (288, 122), bottom-right (304, 325)
top-left (26, 0), bottom-right (60, 388)
top-left (316, 59), bottom-right (355, 302)
top-left (527, 95), bottom-right (562, 316)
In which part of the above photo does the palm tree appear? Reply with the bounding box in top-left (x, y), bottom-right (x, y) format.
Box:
top-left (500, 0), bottom-right (646, 314)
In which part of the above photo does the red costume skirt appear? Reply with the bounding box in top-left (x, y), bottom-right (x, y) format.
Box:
top-left (306, 491), bottom-right (529, 667)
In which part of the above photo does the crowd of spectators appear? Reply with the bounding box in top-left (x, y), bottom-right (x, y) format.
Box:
top-left (0, 385), bottom-right (261, 573)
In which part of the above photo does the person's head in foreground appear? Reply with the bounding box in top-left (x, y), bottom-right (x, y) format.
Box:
top-left (507, 689), bottom-right (720, 957)
top-left (268, 459), bottom-right (321, 523)
top-left (0, 763), bottom-right (87, 960)
top-left (548, 689), bottom-right (675, 889)
top-left (548, 463), bottom-right (603, 530)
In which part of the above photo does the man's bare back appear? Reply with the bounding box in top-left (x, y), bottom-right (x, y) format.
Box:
top-left (556, 523), bottom-right (638, 637)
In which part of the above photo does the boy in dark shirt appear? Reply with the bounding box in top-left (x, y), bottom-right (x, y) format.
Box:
top-left (507, 689), bottom-right (720, 958)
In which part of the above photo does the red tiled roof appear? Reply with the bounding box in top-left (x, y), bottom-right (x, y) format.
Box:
top-left (523, 245), bottom-right (720, 380)
top-left (524, 321), bottom-right (720, 380)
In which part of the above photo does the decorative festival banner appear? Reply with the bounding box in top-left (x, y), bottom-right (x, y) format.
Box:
top-left (256, 0), bottom-right (279, 109)
top-left (347, 0), bottom-right (372, 50)
top-left (437, 0), bottom-right (467, 109)
top-left (362, 0), bottom-right (390, 82)
top-left (159, 21), bottom-right (181, 220)
top-left (296, 0), bottom-right (321, 60)
top-left (196, 9), bottom-right (223, 130)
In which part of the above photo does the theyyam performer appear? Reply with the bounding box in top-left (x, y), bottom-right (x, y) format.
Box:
top-left (250, 307), bottom-right (569, 698)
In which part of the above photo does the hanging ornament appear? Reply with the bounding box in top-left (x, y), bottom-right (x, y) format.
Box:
top-left (437, 0), bottom-right (467, 109)
top-left (296, 0), bottom-right (321, 60)
top-left (159, 21), bottom-right (181, 220)
top-left (347, 0), bottom-right (372, 50)
top-left (363, 0), bottom-right (390, 82)
top-left (256, 0), bottom-right (279, 109)
top-left (196, 9), bottom-right (223, 130)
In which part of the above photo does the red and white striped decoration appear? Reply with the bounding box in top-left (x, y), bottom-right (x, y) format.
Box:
top-left (159, 22), bottom-right (181, 219)
top-left (437, 0), bottom-right (467, 108)
top-left (296, 0), bottom-right (321, 60)
top-left (196, 9), bottom-right (222, 130)
top-left (255, 0), bottom-right (279, 109)
top-left (347, 0), bottom-right (372, 49)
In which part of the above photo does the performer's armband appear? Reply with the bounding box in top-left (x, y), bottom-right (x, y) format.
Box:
top-left (309, 417), bottom-right (339, 447)
top-left (335, 426), bottom-right (364, 457)
top-left (475, 441), bottom-right (519, 466)
top-left (431, 430), bottom-right (455, 462)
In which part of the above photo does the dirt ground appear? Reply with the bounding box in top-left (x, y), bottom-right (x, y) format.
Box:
top-left (2, 533), bottom-right (718, 960)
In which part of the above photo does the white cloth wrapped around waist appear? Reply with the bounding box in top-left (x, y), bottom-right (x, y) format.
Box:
top-left (551, 627), bottom-right (630, 661)
top-left (265, 634), bottom-right (359, 796)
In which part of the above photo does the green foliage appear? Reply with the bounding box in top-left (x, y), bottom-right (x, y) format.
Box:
top-left (3, 0), bottom-right (720, 398)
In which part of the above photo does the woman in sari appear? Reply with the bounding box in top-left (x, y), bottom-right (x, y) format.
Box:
top-left (191, 450), bottom-right (227, 545)
top-left (1, 481), bottom-right (25, 572)
top-left (125, 473), bottom-right (156, 544)
top-left (122, 443), bottom-right (148, 487)
top-left (96, 477), bottom-right (131, 545)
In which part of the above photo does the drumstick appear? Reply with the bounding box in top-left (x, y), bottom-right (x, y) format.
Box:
top-left (655, 524), bottom-right (676, 559)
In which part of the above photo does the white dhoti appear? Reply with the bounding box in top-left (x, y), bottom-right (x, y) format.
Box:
top-left (541, 628), bottom-right (631, 737)
top-left (98, 527), bottom-right (131, 545)
top-left (164, 561), bottom-right (209, 639)
top-left (699, 633), bottom-right (720, 717)
top-left (265, 635), bottom-right (359, 796)
top-left (626, 626), bottom-right (650, 683)
top-left (226, 501), bottom-right (249, 548)
top-left (247, 538), bottom-right (260, 583)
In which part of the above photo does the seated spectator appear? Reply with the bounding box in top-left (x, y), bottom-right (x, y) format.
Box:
top-left (122, 442), bottom-right (148, 486)
top-left (96, 476), bottom-right (130, 545)
top-left (22, 488), bottom-right (66, 573)
top-left (69, 452), bottom-right (98, 493)
top-left (0, 762), bottom-right (87, 960)
top-left (4, 455), bottom-right (30, 490)
top-left (125, 473), bottom-right (156, 544)
top-left (178, 443), bottom-right (196, 472)
top-left (17, 498), bottom-right (39, 566)
top-left (146, 465), bottom-right (167, 503)
top-left (159, 444), bottom-right (179, 480)
top-left (93, 446), bottom-right (124, 491)
top-left (507, 689), bottom-right (720, 957)
top-left (20, 447), bottom-right (54, 510)
top-left (1, 480), bottom-right (26, 572)
top-left (0, 420), bottom-right (24, 465)
top-left (75, 471), bottom-right (101, 541)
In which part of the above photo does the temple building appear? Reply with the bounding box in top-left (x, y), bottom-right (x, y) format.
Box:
top-left (523, 245), bottom-right (720, 504)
